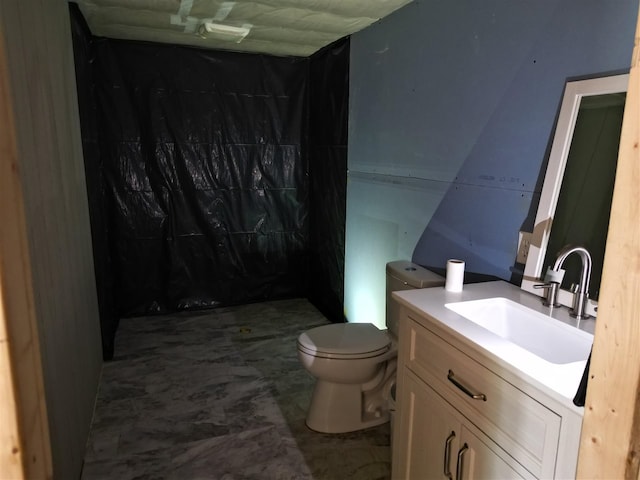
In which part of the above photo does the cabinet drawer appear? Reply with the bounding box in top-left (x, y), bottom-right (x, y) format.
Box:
top-left (404, 315), bottom-right (561, 479)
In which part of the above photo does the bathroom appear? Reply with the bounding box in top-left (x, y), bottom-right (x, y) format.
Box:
top-left (0, 0), bottom-right (638, 479)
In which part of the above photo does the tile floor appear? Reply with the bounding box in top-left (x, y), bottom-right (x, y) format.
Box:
top-left (81, 298), bottom-right (391, 480)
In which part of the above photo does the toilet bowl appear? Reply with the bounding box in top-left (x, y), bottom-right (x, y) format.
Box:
top-left (297, 323), bottom-right (397, 433)
top-left (297, 261), bottom-right (444, 434)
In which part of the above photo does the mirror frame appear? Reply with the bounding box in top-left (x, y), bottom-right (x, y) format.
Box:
top-left (521, 73), bottom-right (629, 316)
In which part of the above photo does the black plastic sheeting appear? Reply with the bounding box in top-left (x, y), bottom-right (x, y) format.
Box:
top-left (69, 5), bottom-right (348, 359)
top-left (308, 42), bottom-right (349, 322)
top-left (70, 4), bottom-right (119, 359)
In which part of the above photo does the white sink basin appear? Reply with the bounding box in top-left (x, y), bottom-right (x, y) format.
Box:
top-left (445, 297), bottom-right (593, 364)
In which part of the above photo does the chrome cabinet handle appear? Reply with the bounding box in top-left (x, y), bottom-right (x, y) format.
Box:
top-left (443, 431), bottom-right (456, 479)
top-left (447, 370), bottom-right (487, 401)
top-left (456, 443), bottom-right (469, 480)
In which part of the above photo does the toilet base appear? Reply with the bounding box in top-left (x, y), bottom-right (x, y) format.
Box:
top-left (305, 379), bottom-right (389, 434)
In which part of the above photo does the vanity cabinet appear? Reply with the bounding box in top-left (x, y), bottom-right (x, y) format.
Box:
top-left (392, 309), bottom-right (583, 479)
top-left (399, 371), bottom-right (530, 479)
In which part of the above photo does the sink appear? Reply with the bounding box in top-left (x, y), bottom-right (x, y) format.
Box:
top-left (445, 297), bottom-right (593, 364)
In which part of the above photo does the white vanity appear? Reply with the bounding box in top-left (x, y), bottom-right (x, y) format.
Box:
top-left (391, 280), bottom-right (594, 480)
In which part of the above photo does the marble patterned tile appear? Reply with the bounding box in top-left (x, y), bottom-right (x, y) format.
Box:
top-left (81, 298), bottom-right (391, 479)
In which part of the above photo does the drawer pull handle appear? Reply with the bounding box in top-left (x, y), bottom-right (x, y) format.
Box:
top-left (456, 443), bottom-right (469, 480)
top-left (443, 431), bottom-right (456, 479)
top-left (447, 369), bottom-right (487, 401)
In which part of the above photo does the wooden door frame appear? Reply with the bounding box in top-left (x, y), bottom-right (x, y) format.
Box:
top-left (576, 3), bottom-right (640, 478)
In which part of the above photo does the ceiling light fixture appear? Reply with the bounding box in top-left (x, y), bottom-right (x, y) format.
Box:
top-left (197, 22), bottom-right (252, 43)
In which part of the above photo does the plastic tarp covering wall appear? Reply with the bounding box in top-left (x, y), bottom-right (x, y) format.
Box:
top-left (97, 42), bottom-right (309, 316)
top-left (70, 6), bottom-right (349, 357)
top-left (73, 14), bottom-right (309, 316)
top-left (70, 4), bottom-right (119, 359)
top-left (307, 38), bottom-right (349, 322)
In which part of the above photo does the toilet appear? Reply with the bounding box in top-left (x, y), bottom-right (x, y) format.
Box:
top-left (297, 260), bottom-right (445, 433)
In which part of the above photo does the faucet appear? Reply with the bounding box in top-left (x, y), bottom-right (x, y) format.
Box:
top-left (547, 245), bottom-right (592, 319)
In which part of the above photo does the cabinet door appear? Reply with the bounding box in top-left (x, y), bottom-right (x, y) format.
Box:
top-left (458, 426), bottom-right (531, 480)
top-left (394, 371), bottom-right (532, 480)
top-left (394, 372), bottom-right (461, 479)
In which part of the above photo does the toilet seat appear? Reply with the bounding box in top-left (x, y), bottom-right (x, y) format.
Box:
top-left (297, 323), bottom-right (391, 360)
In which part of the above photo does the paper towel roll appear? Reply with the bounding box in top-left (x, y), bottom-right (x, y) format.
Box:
top-left (445, 259), bottom-right (465, 292)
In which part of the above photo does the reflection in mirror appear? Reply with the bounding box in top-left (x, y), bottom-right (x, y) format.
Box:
top-left (543, 93), bottom-right (625, 300)
top-left (521, 74), bottom-right (628, 314)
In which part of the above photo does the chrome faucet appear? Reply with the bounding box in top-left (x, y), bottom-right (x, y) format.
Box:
top-left (550, 245), bottom-right (592, 319)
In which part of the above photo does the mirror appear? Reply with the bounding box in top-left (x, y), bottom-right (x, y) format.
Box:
top-left (521, 73), bottom-right (628, 316)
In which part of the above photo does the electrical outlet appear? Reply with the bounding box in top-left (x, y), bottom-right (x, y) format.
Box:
top-left (517, 231), bottom-right (532, 264)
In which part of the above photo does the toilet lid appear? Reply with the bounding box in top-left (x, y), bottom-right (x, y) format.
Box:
top-left (297, 323), bottom-right (390, 358)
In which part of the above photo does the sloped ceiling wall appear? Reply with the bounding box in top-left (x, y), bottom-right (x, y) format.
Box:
top-left (72, 0), bottom-right (412, 56)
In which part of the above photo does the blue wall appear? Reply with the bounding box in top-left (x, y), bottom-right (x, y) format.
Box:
top-left (345, 0), bottom-right (636, 326)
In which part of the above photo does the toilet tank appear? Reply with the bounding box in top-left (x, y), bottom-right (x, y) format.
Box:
top-left (385, 261), bottom-right (444, 337)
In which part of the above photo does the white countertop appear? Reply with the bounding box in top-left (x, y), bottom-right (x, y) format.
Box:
top-left (392, 280), bottom-right (595, 411)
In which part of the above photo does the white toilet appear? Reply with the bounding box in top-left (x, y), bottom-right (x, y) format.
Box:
top-left (297, 261), bottom-right (444, 433)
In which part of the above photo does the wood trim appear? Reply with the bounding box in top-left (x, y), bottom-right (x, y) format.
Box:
top-left (577, 5), bottom-right (640, 479)
top-left (0, 24), bottom-right (53, 480)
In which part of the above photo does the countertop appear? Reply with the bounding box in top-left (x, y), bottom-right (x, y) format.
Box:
top-left (392, 280), bottom-right (595, 411)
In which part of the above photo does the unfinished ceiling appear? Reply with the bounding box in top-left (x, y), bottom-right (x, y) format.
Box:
top-left (72, 0), bottom-right (412, 57)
